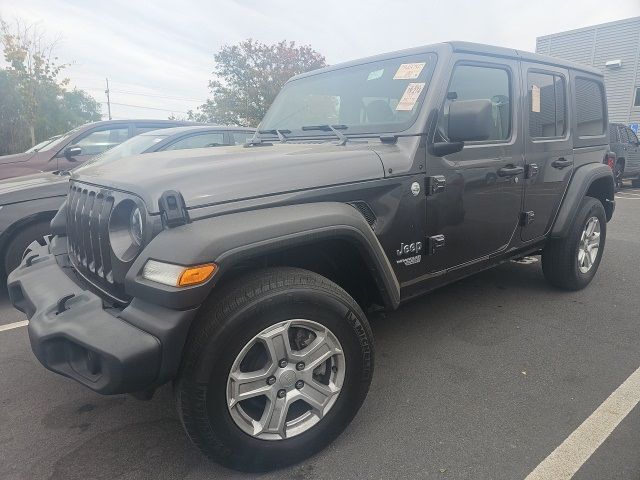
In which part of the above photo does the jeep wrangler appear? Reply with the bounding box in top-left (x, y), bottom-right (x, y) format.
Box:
top-left (7, 42), bottom-right (615, 471)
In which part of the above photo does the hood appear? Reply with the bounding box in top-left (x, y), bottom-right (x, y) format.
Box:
top-left (72, 142), bottom-right (385, 213)
top-left (0, 152), bottom-right (35, 165)
top-left (0, 172), bottom-right (69, 205)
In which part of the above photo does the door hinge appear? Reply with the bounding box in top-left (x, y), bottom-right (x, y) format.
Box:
top-left (519, 211), bottom-right (535, 226)
top-left (159, 190), bottom-right (189, 228)
top-left (427, 234), bottom-right (446, 254)
top-left (426, 175), bottom-right (446, 195)
top-left (524, 163), bottom-right (539, 179)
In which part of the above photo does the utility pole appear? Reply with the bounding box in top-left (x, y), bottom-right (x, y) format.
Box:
top-left (105, 78), bottom-right (112, 120)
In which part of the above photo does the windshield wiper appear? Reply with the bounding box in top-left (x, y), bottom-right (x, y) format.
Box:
top-left (258, 129), bottom-right (291, 143)
top-left (301, 124), bottom-right (349, 146)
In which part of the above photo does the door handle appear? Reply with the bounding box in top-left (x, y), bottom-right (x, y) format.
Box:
top-left (497, 165), bottom-right (524, 177)
top-left (551, 158), bottom-right (572, 169)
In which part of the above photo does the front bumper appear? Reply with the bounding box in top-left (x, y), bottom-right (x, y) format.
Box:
top-left (7, 238), bottom-right (197, 395)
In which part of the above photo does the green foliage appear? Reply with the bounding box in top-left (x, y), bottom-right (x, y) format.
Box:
top-left (189, 39), bottom-right (326, 127)
top-left (0, 18), bottom-right (101, 155)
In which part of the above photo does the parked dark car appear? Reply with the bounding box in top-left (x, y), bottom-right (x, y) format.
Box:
top-left (0, 119), bottom-right (196, 181)
top-left (8, 42), bottom-right (614, 472)
top-left (0, 125), bottom-right (254, 274)
top-left (609, 122), bottom-right (640, 188)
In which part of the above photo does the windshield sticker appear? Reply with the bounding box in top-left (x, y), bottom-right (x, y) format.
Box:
top-left (531, 85), bottom-right (541, 113)
top-left (396, 82), bottom-right (425, 111)
top-left (367, 69), bottom-right (384, 81)
top-left (393, 62), bottom-right (426, 80)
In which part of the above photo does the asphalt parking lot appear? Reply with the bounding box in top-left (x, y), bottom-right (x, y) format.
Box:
top-left (1, 187), bottom-right (640, 480)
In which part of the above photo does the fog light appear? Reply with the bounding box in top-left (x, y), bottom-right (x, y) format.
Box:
top-left (142, 260), bottom-right (216, 287)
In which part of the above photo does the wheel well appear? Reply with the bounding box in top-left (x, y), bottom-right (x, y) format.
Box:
top-left (218, 239), bottom-right (385, 312)
top-left (586, 176), bottom-right (615, 221)
top-left (0, 212), bottom-right (56, 253)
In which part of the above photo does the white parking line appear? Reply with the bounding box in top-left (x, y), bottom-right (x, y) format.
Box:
top-left (0, 320), bottom-right (28, 332)
top-left (525, 365), bottom-right (640, 480)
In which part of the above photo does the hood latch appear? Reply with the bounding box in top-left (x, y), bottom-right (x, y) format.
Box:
top-left (159, 190), bottom-right (189, 228)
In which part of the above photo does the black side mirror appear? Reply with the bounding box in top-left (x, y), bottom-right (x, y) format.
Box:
top-left (448, 99), bottom-right (493, 142)
top-left (64, 145), bottom-right (82, 159)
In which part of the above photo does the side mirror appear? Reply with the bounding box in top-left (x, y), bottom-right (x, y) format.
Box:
top-left (64, 145), bottom-right (82, 159)
top-left (448, 99), bottom-right (493, 143)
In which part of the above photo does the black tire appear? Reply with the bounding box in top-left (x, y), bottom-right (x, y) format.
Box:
top-left (3, 220), bottom-right (52, 275)
top-left (175, 267), bottom-right (374, 472)
top-left (632, 178), bottom-right (640, 188)
top-left (614, 161), bottom-right (624, 191)
top-left (542, 196), bottom-right (606, 290)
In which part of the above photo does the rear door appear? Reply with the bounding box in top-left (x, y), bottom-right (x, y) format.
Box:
top-left (521, 63), bottom-right (572, 241)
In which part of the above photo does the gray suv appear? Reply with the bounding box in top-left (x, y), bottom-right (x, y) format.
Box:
top-left (8, 42), bottom-right (615, 472)
top-left (609, 122), bottom-right (640, 188)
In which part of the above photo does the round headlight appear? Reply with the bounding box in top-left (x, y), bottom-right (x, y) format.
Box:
top-left (130, 207), bottom-right (143, 246)
top-left (109, 200), bottom-right (145, 262)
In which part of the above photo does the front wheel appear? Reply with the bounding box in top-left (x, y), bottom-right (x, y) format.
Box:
top-left (175, 267), bottom-right (374, 471)
top-left (542, 196), bottom-right (606, 290)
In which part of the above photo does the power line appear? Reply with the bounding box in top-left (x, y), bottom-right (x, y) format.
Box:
top-left (85, 86), bottom-right (204, 103)
top-left (109, 90), bottom-right (204, 102)
top-left (99, 101), bottom-right (191, 114)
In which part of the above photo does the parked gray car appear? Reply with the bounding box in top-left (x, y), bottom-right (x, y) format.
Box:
top-left (609, 122), bottom-right (640, 188)
top-left (0, 125), bottom-right (254, 274)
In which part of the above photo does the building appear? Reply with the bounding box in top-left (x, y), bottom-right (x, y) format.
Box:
top-left (536, 17), bottom-right (640, 134)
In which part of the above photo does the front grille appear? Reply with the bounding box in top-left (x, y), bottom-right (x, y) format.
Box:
top-left (67, 183), bottom-right (120, 299)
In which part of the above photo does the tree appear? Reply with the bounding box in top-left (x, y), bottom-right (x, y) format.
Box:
top-left (189, 40), bottom-right (326, 127)
top-left (0, 18), bottom-right (101, 155)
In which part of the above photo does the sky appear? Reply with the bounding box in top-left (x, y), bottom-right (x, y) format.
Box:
top-left (1, 0), bottom-right (639, 120)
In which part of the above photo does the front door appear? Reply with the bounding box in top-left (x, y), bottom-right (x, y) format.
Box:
top-left (520, 63), bottom-right (572, 241)
top-left (425, 56), bottom-right (524, 273)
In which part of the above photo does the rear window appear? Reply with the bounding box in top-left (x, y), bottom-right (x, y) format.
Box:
top-left (575, 78), bottom-right (605, 137)
top-left (528, 72), bottom-right (566, 138)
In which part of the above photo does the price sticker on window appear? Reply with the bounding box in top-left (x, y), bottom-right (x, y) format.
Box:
top-left (531, 85), bottom-right (541, 113)
top-left (396, 82), bottom-right (426, 111)
top-left (393, 63), bottom-right (426, 80)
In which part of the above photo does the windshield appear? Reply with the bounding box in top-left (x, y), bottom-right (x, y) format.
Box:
top-left (24, 135), bottom-right (63, 153)
top-left (73, 133), bottom-right (168, 171)
top-left (260, 53), bottom-right (436, 137)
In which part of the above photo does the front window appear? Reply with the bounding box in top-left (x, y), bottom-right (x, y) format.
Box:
top-left (73, 127), bottom-right (130, 155)
top-left (164, 132), bottom-right (226, 150)
top-left (260, 53), bottom-right (437, 137)
top-left (439, 64), bottom-right (512, 142)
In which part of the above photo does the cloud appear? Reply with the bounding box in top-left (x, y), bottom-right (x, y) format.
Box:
top-left (2, 0), bottom-right (638, 119)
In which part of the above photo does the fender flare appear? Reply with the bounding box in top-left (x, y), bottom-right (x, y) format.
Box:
top-left (550, 163), bottom-right (615, 238)
top-left (125, 202), bottom-right (401, 311)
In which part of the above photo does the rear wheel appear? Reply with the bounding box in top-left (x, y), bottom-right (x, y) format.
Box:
top-left (542, 196), bottom-right (606, 290)
top-left (175, 267), bottom-right (374, 471)
top-left (3, 220), bottom-right (52, 275)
